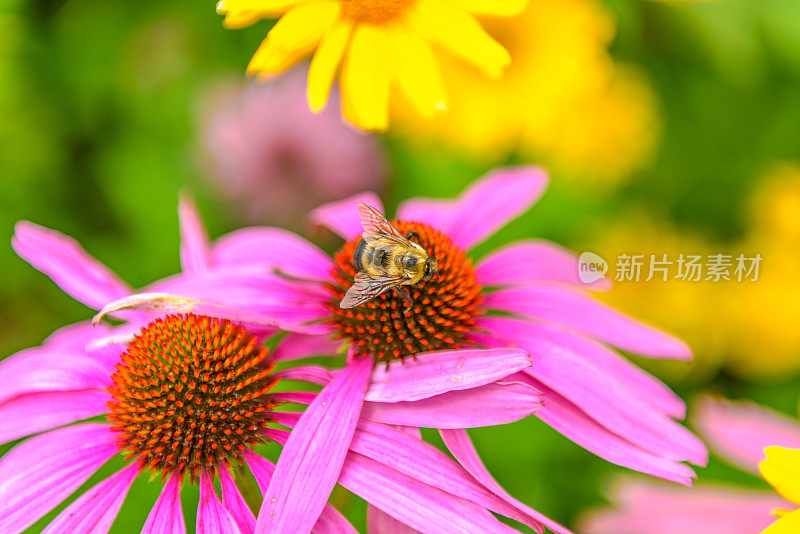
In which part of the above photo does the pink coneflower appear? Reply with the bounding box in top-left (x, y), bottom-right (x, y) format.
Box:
top-left (3, 197), bottom-right (553, 533)
top-left (201, 66), bottom-right (385, 227)
top-left (579, 395), bottom-right (800, 533)
top-left (124, 168), bottom-right (707, 531)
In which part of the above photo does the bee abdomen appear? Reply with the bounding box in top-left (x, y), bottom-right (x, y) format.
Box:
top-left (354, 239), bottom-right (367, 271)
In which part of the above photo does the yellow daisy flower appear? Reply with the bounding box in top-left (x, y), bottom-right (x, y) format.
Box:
top-left (760, 447), bottom-right (800, 533)
top-left (217, 0), bottom-right (527, 130)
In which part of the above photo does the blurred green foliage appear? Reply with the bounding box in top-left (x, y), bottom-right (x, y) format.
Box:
top-left (2, 0), bottom-right (800, 532)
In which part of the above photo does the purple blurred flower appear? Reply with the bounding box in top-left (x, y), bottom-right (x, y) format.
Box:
top-left (2, 197), bottom-right (549, 533)
top-left (134, 167), bottom-right (707, 532)
top-left (579, 395), bottom-right (800, 533)
top-left (201, 67), bottom-right (385, 226)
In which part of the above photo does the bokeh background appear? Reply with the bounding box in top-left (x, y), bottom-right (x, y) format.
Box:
top-left (2, 0), bottom-right (800, 531)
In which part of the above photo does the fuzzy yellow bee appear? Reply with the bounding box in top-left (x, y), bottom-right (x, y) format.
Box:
top-left (340, 204), bottom-right (438, 309)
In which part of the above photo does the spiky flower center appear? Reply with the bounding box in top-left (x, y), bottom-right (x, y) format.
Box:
top-left (341, 0), bottom-right (415, 24)
top-left (107, 314), bottom-right (278, 481)
top-left (327, 221), bottom-right (483, 360)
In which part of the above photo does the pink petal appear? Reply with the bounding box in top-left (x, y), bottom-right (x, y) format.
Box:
top-left (43, 320), bottom-right (108, 349)
top-left (272, 333), bottom-right (340, 362)
top-left (40, 321), bottom-right (122, 379)
top-left (273, 366), bottom-right (334, 386)
top-left (272, 391), bottom-right (317, 405)
top-left (142, 473), bottom-right (186, 534)
top-left (43, 463), bottom-right (139, 534)
top-left (337, 450), bottom-right (520, 534)
top-left (179, 196), bottom-right (211, 275)
top-left (395, 197), bottom-right (455, 233)
top-left (263, 429), bottom-right (519, 533)
top-left (310, 192), bottom-right (384, 241)
top-left (477, 316), bottom-right (686, 418)
top-left (361, 380), bottom-right (543, 428)
top-left (346, 420), bottom-right (546, 532)
top-left (12, 221), bottom-right (130, 310)
top-left (0, 346), bottom-right (110, 405)
top-left (693, 396), bottom-right (800, 474)
top-left (243, 449), bottom-right (274, 493)
top-left (212, 227), bottom-right (334, 281)
top-left (156, 263), bottom-right (332, 302)
top-left (242, 450), bottom-right (356, 534)
top-left (85, 325), bottom-right (140, 369)
top-left (0, 389), bottom-right (111, 445)
top-left (270, 411), bottom-right (303, 427)
top-left (0, 423), bottom-right (118, 533)
top-left (256, 357), bottom-right (373, 533)
top-left (364, 348), bottom-right (532, 403)
top-left (483, 284), bottom-right (692, 359)
top-left (396, 426), bottom-right (423, 438)
top-left (197, 471), bottom-right (241, 534)
top-left (476, 240), bottom-right (611, 290)
top-left (219, 467), bottom-right (256, 534)
top-left (528, 370), bottom-right (705, 466)
top-left (150, 269), bottom-right (331, 333)
top-left (150, 264), bottom-right (327, 296)
top-left (367, 505), bottom-right (420, 533)
top-left (396, 167), bottom-right (548, 250)
top-left (579, 478), bottom-right (787, 534)
top-left (311, 503), bottom-right (358, 534)
top-left (520, 375), bottom-right (697, 484)
top-left (500, 327), bottom-right (706, 464)
top-left (440, 428), bottom-right (571, 534)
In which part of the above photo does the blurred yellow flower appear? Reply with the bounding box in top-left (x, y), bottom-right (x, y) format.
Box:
top-left (588, 164), bottom-right (800, 381)
top-left (726, 165), bottom-right (800, 378)
top-left (747, 164), bottom-right (800, 246)
top-left (533, 67), bottom-right (658, 183)
top-left (760, 446), bottom-right (800, 533)
top-left (217, 0), bottom-right (526, 131)
top-left (396, 0), bottom-right (659, 183)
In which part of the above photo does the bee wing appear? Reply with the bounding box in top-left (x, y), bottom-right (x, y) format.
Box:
top-left (358, 203), bottom-right (409, 244)
top-left (340, 271), bottom-right (404, 309)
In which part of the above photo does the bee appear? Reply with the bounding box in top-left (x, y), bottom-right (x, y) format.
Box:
top-left (340, 203), bottom-right (438, 309)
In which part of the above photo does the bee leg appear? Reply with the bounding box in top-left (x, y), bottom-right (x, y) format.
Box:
top-left (396, 287), bottom-right (413, 307)
top-left (404, 230), bottom-right (422, 243)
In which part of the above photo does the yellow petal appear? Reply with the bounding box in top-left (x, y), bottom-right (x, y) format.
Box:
top-left (267, 1), bottom-right (341, 52)
top-left (445, 0), bottom-right (528, 16)
top-left (217, 0), bottom-right (305, 29)
top-left (341, 24), bottom-right (391, 131)
top-left (247, 36), bottom-right (311, 77)
top-left (391, 26), bottom-right (447, 118)
top-left (408, 0), bottom-right (510, 79)
top-left (307, 18), bottom-right (354, 113)
top-left (762, 510), bottom-right (800, 534)
top-left (247, 1), bottom-right (339, 77)
top-left (761, 447), bottom-right (800, 505)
